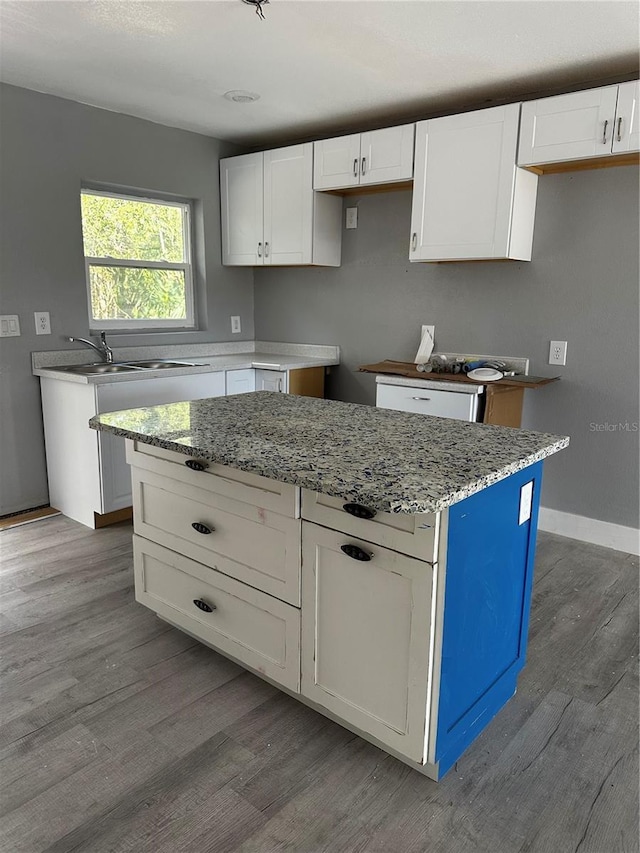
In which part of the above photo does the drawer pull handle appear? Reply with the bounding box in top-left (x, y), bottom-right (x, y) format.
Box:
top-left (185, 459), bottom-right (208, 471)
top-left (192, 522), bottom-right (214, 535)
top-left (411, 396), bottom-right (431, 401)
top-left (193, 598), bottom-right (216, 613)
top-left (343, 503), bottom-right (377, 520)
top-left (341, 544), bottom-right (372, 562)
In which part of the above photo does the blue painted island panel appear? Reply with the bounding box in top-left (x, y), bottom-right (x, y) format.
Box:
top-left (435, 461), bottom-right (543, 777)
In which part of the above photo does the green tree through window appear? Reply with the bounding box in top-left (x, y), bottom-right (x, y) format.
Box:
top-left (81, 191), bottom-right (194, 330)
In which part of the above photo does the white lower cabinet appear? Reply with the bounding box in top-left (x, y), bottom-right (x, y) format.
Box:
top-left (300, 522), bottom-right (434, 762)
top-left (134, 536), bottom-right (300, 691)
top-left (225, 368), bottom-right (256, 395)
top-left (255, 368), bottom-right (288, 393)
top-left (39, 372), bottom-right (226, 528)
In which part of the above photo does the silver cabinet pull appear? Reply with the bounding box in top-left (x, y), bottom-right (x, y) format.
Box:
top-left (257, 242), bottom-right (262, 257)
top-left (353, 158), bottom-right (358, 178)
top-left (617, 116), bottom-right (623, 142)
top-left (411, 233), bottom-right (417, 251)
top-left (265, 241), bottom-right (270, 257)
top-left (361, 156), bottom-right (366, 176)
top-left (602, 119), bottom-right (609, 144)
top-left (411, 396), bottom-right (431, 401)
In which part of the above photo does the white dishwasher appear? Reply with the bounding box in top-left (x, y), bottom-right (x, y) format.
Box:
top-left (376, 375), bottom-right (483, 422)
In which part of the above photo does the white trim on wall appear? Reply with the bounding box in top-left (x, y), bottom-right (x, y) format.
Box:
top-left (538, 506), bottom-right (640, 556)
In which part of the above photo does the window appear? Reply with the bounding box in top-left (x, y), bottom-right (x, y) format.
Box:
top-left (81, 189), bottom-right (195, 330)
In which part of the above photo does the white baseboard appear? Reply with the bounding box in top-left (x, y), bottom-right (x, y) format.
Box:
top-left (538, 507), bottom-right (639, 556)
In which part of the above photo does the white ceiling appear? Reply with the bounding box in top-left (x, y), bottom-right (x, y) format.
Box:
top-left (1, 1), bottom-right (638, 146)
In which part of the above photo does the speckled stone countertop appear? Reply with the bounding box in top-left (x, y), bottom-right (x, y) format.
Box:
top-left (90, 392), bottom-right (569, 514)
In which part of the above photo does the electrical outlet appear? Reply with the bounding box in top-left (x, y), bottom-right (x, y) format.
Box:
top-left (549, 340), bottom-right (567, 366)
top-left (345, 207), bottom-right (358, 229)
top-left (34, 311), bottom-right (51, 335)
top-left (0, 315), bottom-right (21, 337)
top-left (231, 315), bottom-right (241, 334)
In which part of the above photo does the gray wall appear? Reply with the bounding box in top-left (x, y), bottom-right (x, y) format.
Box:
top-left (0, 84), bottom-right (253, 515)
top-left (255, 167), bottom-right (640, 528)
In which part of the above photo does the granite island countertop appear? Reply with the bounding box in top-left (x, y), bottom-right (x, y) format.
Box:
top-left (90, 392), bottom-right (569, 514)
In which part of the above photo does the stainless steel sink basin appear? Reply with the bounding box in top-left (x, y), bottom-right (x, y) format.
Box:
top-left (53, 360), bottom-right (204, 376)
top-left (123, 360), bottom-right (201, 369)
top-left (57, 363), bottom-right (145, 375)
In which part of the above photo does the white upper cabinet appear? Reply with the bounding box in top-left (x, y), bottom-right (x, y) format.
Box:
top-left (613, 81), bottom-right (640, 153)
top-left (313, 125), bottom-right (415, 191)
top-left (409, 104), bottom-right (538, 262)
top-left (221, 144), bottom-right (341, 267)
top-left (220, 152), bottom-right (263, 266)
top-left (518, 82), bottom-right (640, 166)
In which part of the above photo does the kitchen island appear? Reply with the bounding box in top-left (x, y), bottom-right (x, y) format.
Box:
top-left (91, 392), bottom-right (568, 780)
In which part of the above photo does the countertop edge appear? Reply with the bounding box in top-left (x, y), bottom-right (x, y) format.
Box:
top-left (89, 416), bottom-right (569, 514)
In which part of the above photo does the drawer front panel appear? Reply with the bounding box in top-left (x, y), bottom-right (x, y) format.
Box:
top-left (376, 383), bottom-right (478, 421)
top-left (302, 490), bottom-right (439, 563)
top-left (128, 441), bottom-right (299, 517)
top-left (134, 536), bottom-right (300, 691)
top-left (133, 468), bottom-right (301, 605)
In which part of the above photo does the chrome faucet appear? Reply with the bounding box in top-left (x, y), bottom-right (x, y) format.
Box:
top-left (67, 331), bottom-right (114, 363)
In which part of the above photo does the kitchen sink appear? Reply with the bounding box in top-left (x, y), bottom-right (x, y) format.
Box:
top-left (53, 360), bottom-right (204, 376)
top-left (57, 363), bottom-right (145, 375)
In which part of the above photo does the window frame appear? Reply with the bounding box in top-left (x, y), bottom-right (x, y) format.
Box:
top-left (82, 188), bottom-right (196, 332)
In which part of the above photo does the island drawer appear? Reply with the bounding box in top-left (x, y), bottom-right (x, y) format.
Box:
top-left (301, 490), bottom-right (440, 562)
top-left (132, 468), bottom-right (301, 606)
top-left (133, 536), bottom-right (300, 692)
top-left (127, 441), bottom-right (300, 518)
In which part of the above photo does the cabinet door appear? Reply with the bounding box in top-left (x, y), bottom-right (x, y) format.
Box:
top-left (410, 104), bottom-right (523, 261)
top-left (96, 373), bottom-right (226, 513)
top-left (518, 86), bottom-right (619, 165)
top-left (264, 144), bottom-right (313, 265)
top-left (220, 152), bottom-right (264, 265)
top-left (313, 134), bottom-right (361, 190)
top-left (255, 369), bottom-right (287, 393)
top-left (360, 124), bottom-right (414, 185)
top-left (301, 523), bottom-right (434, 762)
top-left (225, 369), bottom-right (256, 395)
top-left (612, 81), bottom-right (640, 153)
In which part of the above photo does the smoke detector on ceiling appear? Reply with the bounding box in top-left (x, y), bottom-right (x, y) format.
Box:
top-left (224, 90), bottom-right (261, 103)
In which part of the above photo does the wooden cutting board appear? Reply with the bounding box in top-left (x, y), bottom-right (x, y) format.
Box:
top-left (358, 360), bottom-right (560, 389)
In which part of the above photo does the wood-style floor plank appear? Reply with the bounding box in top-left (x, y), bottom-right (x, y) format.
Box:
top-left (0, 517), bottom-right (637, 853)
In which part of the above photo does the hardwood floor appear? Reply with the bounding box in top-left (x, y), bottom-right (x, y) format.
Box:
top-left (1, 516), bottom-right (637, 853)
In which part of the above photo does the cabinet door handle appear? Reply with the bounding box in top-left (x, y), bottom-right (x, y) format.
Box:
top-left (361, 156), bottom-right (366, 176)
top-left (602, 119), bottom-right (609, 144)
top-left (277, 378), bottom-right (282, 392)
top-left (265, 241), bottom-right (270, 257)
top-left (185, 459), bottom-right (209, 471)
top-left (192, 521), bottom-right (214, 535)
top-left (617, 116), bottom-right (623, 142)
top-left (257, 242), bottom-right (262, 257)
top-left (193, 598), bottom-right (216, 613)
top-left (353, 158), bottom-right (358, 178)
top-left (341, 544), bottom-right (373, 562)
top-left (343, 502), bottom-right (377, 520)
top-left (411, 232), bottom-right (417, 251)
top-left (411, 396), bottom-right (431, 401)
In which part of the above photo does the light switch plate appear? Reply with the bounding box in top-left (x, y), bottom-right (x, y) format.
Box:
top-left (231, 315), bottom-right (241, 334)
top-left (0, 315), bottom-right (21, 337)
